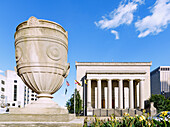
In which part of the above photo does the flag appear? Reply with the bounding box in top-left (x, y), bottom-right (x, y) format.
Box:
top-left (75, 80), bottom-right (81, 86)
top-left (84, 79), bottom-right (87, 84)
top-left (84, 79), bottom-right (87, 87)
top-left (66, 80), bottom-right (70, 86)
top-left (65, 88), bottom-right (67, 95)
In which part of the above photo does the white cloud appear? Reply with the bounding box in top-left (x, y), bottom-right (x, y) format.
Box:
top-left (95, 0), bottom-right (144, 39)
top-left (135, 0), bottom-right (170, 38)
top-left (0, 70), bottom-right (4, 73)
top-left (111, 30), bottom-right (119, 39)
top-left (134, 0), bottom-right (145, 4)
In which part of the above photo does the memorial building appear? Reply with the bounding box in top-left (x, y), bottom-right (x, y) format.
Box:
top-left (76, 62), bottom-right (152, 116)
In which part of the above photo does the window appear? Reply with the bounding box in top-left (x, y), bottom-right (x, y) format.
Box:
top-left (31, 94), bottom-right (34, 97)
top-left (1, 87), bottom-right (5, 92)
top-left (14, 80), bottom-right (17, 83)
top-left (7, 103), bottom-right (10, 106)
top-left (35, 99), bottom-right (37, 101)
top-left (1, 95), bottom-right (5, 99)
top-left (1, 80), bottom-right (5, 85)
top-left (14, 85), bottom-right (17, 101)
top-left (31, 98), bottom-right (34, 100)
top-left (12, 103), bottom-right (15, 106)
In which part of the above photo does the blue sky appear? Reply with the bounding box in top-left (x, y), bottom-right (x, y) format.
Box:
top-left (0, 0), bottom-right (170, 106)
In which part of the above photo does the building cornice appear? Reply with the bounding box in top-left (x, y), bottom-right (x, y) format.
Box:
top-left (86, 70), bottom-right (146, 74)
top-left (76, 61), bottom-right (152, 66)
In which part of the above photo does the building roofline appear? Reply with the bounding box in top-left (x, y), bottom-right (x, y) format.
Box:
top-left (151, 66), bottom-right (170, 74)
top-left (75, 61), bottom-right (152, 66)
top-left (159, 66), bottom-right (170, 68)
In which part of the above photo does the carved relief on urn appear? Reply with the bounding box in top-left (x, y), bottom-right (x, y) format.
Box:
top-left (15, 16), bottom-right (70, 99)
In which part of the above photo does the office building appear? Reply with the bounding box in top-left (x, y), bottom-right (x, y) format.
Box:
top-left (151, 66), bottom-right (170, 98)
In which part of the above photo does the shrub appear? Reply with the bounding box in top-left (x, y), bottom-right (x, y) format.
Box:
top-left (149, 94), bottom-right (170, 113)
top-left (84, 111), bottom-right (170, 127)
top-left (66, 89), bottom-right (83, 115)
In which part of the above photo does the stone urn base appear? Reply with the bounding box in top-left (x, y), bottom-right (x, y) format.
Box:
top-left (0, 114), bottom-right (84, 127)
top-left (0, 99), bottom-right (84, 127)
top-left (0, 98), bottom-right (84, 127)
top-left (10, 98), bottom-right (68, 114)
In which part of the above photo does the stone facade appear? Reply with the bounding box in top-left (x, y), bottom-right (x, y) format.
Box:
top-left (76, 62), bottom-right (152, 116)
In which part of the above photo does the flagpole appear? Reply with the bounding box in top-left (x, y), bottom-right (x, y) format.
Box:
top-left (84, 81), bottom-right (85, 116)
top-left (74, 81), bottom-right (75, 115)
top-left (84, 79), bottom-right (87, 116)
top-left (65, 86), bottom-right (66, 107)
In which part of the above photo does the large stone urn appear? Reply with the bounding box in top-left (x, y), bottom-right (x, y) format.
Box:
top-left (0, 17), bottom-right (84, 126)
top-left (14, 16), bottom-right (70, 114)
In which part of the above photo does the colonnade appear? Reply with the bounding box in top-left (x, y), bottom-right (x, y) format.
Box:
top-left (87, 79), bottom-right (145, 110)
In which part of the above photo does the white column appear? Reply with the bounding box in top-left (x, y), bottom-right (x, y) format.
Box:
top-left (137, 83), bottom-right (139, 107)
top-left (118, 79), bottom-right (123, 109)
top-left (114, 87), bottom-right (118, 109)
top-left (87, 79), bottom-right (92, 109)
top-left (95, 87), bottom-right (97, 109)
top-left (129, 79), bottom-right (134, 109)
top-left (97, 79), bottom-right (101, 109)
top-left (107, 79), bottom-right (112, 109)
top-left (124, 87), bottom-right (129, 109)
top-left (104, 87), bottom-right (107, 109)
top-left (139, 79), bottom-right (144, 109)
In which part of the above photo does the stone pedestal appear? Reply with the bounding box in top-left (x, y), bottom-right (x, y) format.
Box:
top-left (114, 109), bottom-right (122, 117)
top-left (122, 109), bottom-right (128, 116)
top-left (10, 98), bottom-right (68, 114)
top-left (0, 114), bottom-right (75, 122)
top-left (136, 110), bottom-right (143, 115)
top-left (101, 109), bottom-right (107, 116)
top-left (93, 109), bottom-right (101, 116)
top-left (107, 109), bottom-right (115, 116)
top-left (129, 109), bottom-right (136, 117)
top-left (0, 116), bottom-right (84, 127)
top-left (0, 98), bottom-right (84, 126)
top-left (150, 102), bottom-right (157, 117)
top-left (87, 109), bottom-right (93, 116)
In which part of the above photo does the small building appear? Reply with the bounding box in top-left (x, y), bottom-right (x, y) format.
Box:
top-left (151, 66), bottom-right (170, 98)
top-left (0, 70), bottom-right (37, 113)
top-left (0, 74), bottom-right (6, 113)
top-left (76, 62), bottom-right (152, 116)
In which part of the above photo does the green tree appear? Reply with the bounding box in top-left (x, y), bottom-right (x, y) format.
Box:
top-left (149, 94), bottom-right (170, 113)
top-left (66, 89), bottom-right (83, 115)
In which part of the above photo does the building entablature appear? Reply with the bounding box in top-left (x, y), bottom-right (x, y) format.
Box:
top-left (86, 70), bottom-right (146, 74)
top-left (86, 73), bottom-right (145, 81)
